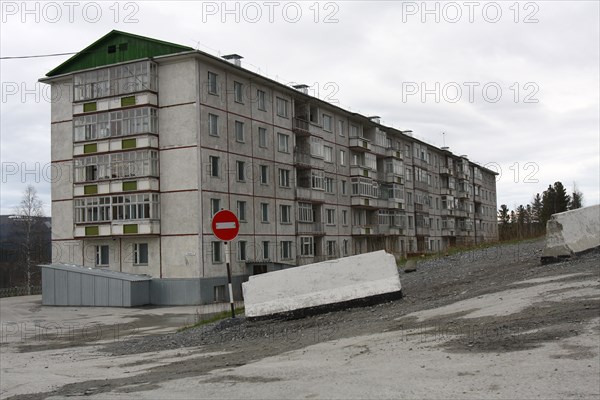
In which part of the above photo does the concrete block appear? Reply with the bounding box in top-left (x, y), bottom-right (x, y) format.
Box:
top-left (541, 205), bottom-right (600, 264)
top-left (242, 250), bottom-right (402, 319)
top-left (404, 259), bottom-right (417, 273)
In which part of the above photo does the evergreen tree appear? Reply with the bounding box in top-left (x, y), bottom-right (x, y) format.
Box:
top-left (553, 181), bottom-right (571, 213)
top-left (498, 204), bottom-right (510, 225)
top-left (540, 185), bottom-right (556, 225)
top-left (531, 193), bottom-right (543, 222)
top-left (569, 183), bottom-right (584, 209)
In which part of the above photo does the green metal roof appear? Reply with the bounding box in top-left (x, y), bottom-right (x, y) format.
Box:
top-left (46, 30), bottom-right (194, 77)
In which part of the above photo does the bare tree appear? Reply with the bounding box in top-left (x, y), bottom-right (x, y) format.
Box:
top-left (13, 185), bottom-right (44, 295)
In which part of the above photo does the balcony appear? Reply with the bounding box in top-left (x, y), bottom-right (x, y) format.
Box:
top-left (414, 203), bottom-right (429, 214)
top-left (349, 137), bottom-right (372, 152)
top-left (351, 197), bottom-right (384, 209)
top-left (350, 166), bottom-right (377, 179)
top-left (292, 118), bottom-right (311, 136)
top-left (352, 225), bottom-right (379, 236)
top-left (293, 151), bottom-right (324, 170)
top-left (295, 187), bottom-right (325, 203)
top-left (73, 134), bottom-right (159, 156)
top-left (388, 199), bottom-right (405, 210)
top-left (441, 228), bottom-right (455, 237)
top-left (296, 221), bottom-right (325, 235)
top-left (441, 208), bottom-right (454, 217)
top-left (413, 180), bottom-right (429, 191)
top-left (415, 226), bottom-right (430, 236)
top-left (385, 148), bottom-right (403, 159)
top-left (457, 190), bottom-right (471, 199)
top-left (379, 225), bottom-right (404, 235)
top-left (74, 177), bottom-right (159, 197)
top-left (74, 220), bottom-right (160, 238)
top-left (380, 173), bottom-right (404, 184)
top-left (439, 167), bottom-right (452, 176)
top-left (441, 187), bottom-right (454, 196)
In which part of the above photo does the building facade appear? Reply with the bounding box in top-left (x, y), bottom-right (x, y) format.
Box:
top-left (41, 31), bottom-right (498, 304)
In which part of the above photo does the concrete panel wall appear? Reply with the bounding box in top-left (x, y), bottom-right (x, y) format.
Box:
top-left (242, 250), bottom-right (402, 318)
top-left (542, 205), bottom-right (600, 263)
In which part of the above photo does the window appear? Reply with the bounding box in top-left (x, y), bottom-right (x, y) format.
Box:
top-left (214, 285), bottom-right (226, 302)
top-left (324, 177), bottom-right (335, 194)
top-left (260, 165), bottom-right (269, 185)
top-left (208, 113), bottom-right (219, 136)
top-left (323, 114), bottom-right (332, 132)
top-left (238, 240), bottom-right (247, 261)
top-left (278, 169), bottom-right (290, 188)
top-left (327, 240), bottom-right (336, 256)
top-left (350, 125), bottom-right (359, 137)
top-left (311, 170), bottom-right (324, 190)
top-left (235, 121), bottom-right (245, 142)
top-left (209, 156), bottom-right (220, 177)
top-left (111, 194), bottom-right (159, 221)
top-left (342, 210), bottom-right (348, 225)
top-left (74, 61), bottom-right (157, 101)
top-left (234, 81), bottom-right (243, 103)
top-left (281, 241), bottom-right (292, 260)
top-left (300, 236), bottom-right (314, 256)
top-left (342, 239), bottom-right (348, 256)
top-left (208, 72), bottom-right (218, 95)
top-left (261, 203), bottom-right (269, 222)
top-left (338, 120), bottom-right (345, 136)
top-left (212, 241), bottom-right (222, 263)
top-left (257, 89), bottom-right (266, 110)
top-left (258, 127), bottom-right (267, 148)
top-left (236, 161), bottom-right (246, 181)
top-left (237, 201), bottom-right (247, 222)
top-left (340, 150), bottom-right (346, 166)
top-left (276, 97), bottom-right (288, 117)
top-left (210, 198), bottom-right (220, 216)
top-left (326, 209), bottom-right (335, 225)
top-left (74, 107), bottom-right (158, 142)
top-left (324, 146), bottom-right (333, 163)
top-left (133, 243), bottom-right (148, 265)
top-left (277, 133), bottom-right (289, 153)
top-left (96, 245), bottom-right (109, 267)
top-left (341, 180), bottom-right (347, 195)
top-left (280, 204), bottom-right (292, 223)
top-left (408, 216), bottom-right (414, 229)
top-left (298, 202), bottom-right (314, 222)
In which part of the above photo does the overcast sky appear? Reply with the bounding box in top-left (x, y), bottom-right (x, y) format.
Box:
top-left (1, 0), bottom-right (598, 217)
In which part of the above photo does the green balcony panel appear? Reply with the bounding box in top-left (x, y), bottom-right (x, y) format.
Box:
top-left (122, 138), bottom-right (137, 149)
top-left (85, 226), bottom-right (99, 236)
top-left (83, 102), bottom-right (97, 112)
top-left (123, 224), bottom-right (138, 234)
top-left (83, 143), bottom-right (98, 153)
top-left (121, 96), bottom-right (136, 107)
top-left (123, 181), bottom-right (137, 191)
top-left (84, 184), bottom-right (98, 195)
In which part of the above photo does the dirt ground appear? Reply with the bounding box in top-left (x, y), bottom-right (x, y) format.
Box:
top-left (1, 238), bottom-right (599, 399)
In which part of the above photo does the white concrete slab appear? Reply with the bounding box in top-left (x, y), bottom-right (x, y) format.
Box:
top-left (542, 204), bottom-right (600, 262)
top-left (242, 251), bottom-right (402, 318)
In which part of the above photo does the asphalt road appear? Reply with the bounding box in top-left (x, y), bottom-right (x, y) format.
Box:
top-left (1, 238), bottom-right (599, 399)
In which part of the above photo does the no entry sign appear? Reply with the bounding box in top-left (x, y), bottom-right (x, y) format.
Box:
top-left (211, 210), bottom-right (240, 242)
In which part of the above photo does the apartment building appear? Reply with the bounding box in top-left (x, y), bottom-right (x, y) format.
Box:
top-left (40, 31), bottom-right (498, 304)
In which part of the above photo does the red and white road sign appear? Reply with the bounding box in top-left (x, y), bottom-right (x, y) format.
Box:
top-left (211, 210), bottom-right (240, 241)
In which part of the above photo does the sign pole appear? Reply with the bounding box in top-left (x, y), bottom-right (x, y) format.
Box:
top-left (224, 241), bottom-right (235, 318)
top-left (212, 210), bottom-right (240, 320)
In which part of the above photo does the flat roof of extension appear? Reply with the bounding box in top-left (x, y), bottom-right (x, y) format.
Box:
top-left (41, 263), bottom-right (152, 282)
